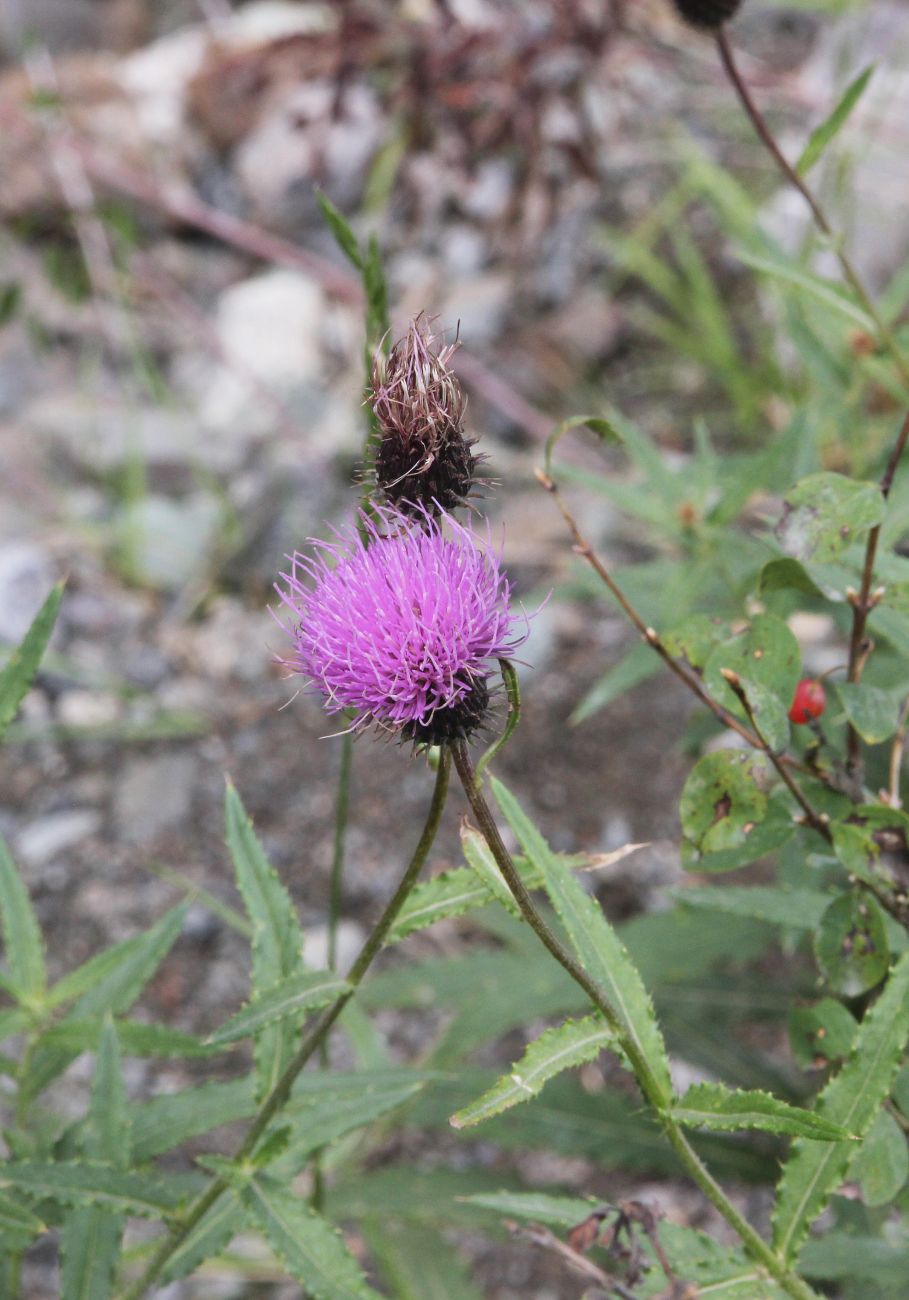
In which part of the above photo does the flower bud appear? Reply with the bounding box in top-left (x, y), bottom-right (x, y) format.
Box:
top-left (672, 0), bottom-right (743, 29)
top-left (369, 316), bottom-right (477, 515)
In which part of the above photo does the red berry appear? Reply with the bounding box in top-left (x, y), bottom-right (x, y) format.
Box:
top-left (789, 679), bottom-right (825, 725)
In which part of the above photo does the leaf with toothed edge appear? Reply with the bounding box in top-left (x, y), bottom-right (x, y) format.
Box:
top-left (491, 777), bottom-right (672, 1104)
top-left (451, 1015), bottom-right (622, 1129)
top-left (673, 1082), bottom-right (854, 1141)
top-left (773, 951), bottom-right (909, 1261)
top-left (0, 581), bottom-right (64, 741)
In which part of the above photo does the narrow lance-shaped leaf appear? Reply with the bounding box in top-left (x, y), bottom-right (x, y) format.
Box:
top-left (796, 66), bottom-right (874, 175)
top-left (225, 782), bottom-right (305, 1097)
top-left (491, 777), bottom-right (672, 1103)
top-left (672, 1082), bottom-right (853, 1142)
top-left (0, 581), bottom-right (63, 741)
top-left (0, 832), bottom-right (45, 1001)
top-left (208, 969), bottom-right (349, 1046)
top-left (0, 1162), bottom-right (185, 1218)
top-left (241, 1173), bottom-right (384, 1300)
top-left (26, 902), bottom-right (188, 1099)
top-left (61, 1019), bottom-right (130, 1300)
top-left (364, 1220), bottom-right (485, 1300)
top-left (451, 1015), bottom-right (621, 1129)
top-left (773, 951), bottom-right (909, 1261)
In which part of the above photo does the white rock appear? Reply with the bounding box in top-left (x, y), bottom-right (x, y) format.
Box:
top-left (114, 493), bottom-right (220, 593)
top-left (17, 809), bottom-right (102, 866)
top-left (0, 541), bottom-right (55, 643)
top-left (58, 691), bottom-right (121, 730)
top-left (116, 26), bottom-right (209, 146)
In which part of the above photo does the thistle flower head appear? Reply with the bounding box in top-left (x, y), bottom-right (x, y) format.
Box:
top-left (369, 315), bottom-right (477, 515)
top-left (672, 0), bottom-right (743, 28)
top-left (276, 506), bottom-right (527, 744)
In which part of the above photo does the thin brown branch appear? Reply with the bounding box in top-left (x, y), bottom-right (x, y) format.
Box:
top-left (535, 466), bottom-right (769, 751)
top-left (721, 669), bottom-right (831, 841)
top-left (846, 408), bottom-right (909, 777)
top-left (715, 30), bottom-right (909, 389)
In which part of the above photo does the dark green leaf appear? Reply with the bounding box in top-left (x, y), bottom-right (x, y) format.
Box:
top-left (662, 613), bottom-right (730, 671)
top-left (208, 969), bottom-right (349, 1046)
top-left (160, 1192), bottom-right (243, 1284)
top-left (773, 951), bottom-right (909, 1260)
top-left (0, 832), bottom-right (45, 1001)
top-left (450, 1015), bottom-right (620, 1129)
top-left (0, 1161), bottom-right (184, 1217)
top-left (679, 750), bottom-right (773, 863)
top-left (40, 1018), bottom-right (216, 1059)
top-left (131, 1077), bottom-right (254, 1162)
top-left (241, 1173), bottom-right (383, 1299)
top-left (799, 1231), bottom-right (909, 1289)
top-left (673, 1082), bottom-right (852, 1141)
top-left (491, 777), bottom-right (672, 1103)
top-left (833, 683), bottom-right (902, 744)
top-left (703, 613), bottom-right (801, 728)
top-left (0, 1193), bottom-right (44, 1237)
top-left (814, 893), bottom-right (889, 996)
top-left (776, 472), bottom-right (884, 564)
top-left (789, 999), bottom-right (858, 1069)
top-left (364, 1220), bottom-right (484, 1300)
top-left (796, 66), bottom-right (874, 175)
top-left (678, 884), bottom-right (830, 930)
top-left (848, 1107), bottom-right (908, 1206)
top-left (0, 582), bottom-right (63, 742)
top-left (225, 782), bottom-right (305, 1097)
top-left (0, 282), bottom-right (21, 327)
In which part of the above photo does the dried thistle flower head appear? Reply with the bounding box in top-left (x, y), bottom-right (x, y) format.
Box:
top-left (672, 0), bottom-right (742, 28)
top-left (369, 315), bottom-right (477, 515)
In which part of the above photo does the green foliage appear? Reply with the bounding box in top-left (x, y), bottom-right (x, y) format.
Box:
top-left (208, 969), bottom-right (350, 1046)
top-left (672, 1082), bottom-right (853, 1141)
top-left (796, 65), bottom-right (875, 175)
top-left (773, 952), bottom-right (909, 1260)
top-left (491, 776), bottom-right (673, 1103)
top-left (0, 582), bottom-right (63, 742)
top-left (0, 832), bottom-right (46, 1003)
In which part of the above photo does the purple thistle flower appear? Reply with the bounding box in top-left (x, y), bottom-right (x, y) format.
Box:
top-left (276, 506), bottom-right (528, 744)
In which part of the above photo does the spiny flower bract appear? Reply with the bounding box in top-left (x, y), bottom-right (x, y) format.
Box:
top-left (276, 506), bottom-right (527, 744)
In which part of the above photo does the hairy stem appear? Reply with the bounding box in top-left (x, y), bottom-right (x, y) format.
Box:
top-left (450, 740), bottom-right (820, 1300)
top-left (119, 750), bottom-right (450, 1300)
top-left (716, 30), bottom-right (909, 389)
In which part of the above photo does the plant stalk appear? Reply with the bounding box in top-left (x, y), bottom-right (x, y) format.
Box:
top-left (119, 749), bottom-right (450, 1300)
top-left (450, 740), bottom-right (820, 1300)
top-left (715, 30), bottom-right (909, 389)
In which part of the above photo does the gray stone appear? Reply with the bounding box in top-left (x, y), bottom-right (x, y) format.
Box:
top-left (113, 493), bottom-right (221, 593)
top-left (0, 541), bottom-right (56, 643)
top-left (16, 808), bottom-right (102, 866)
top-left (114, 753), bottom-right (196, 842)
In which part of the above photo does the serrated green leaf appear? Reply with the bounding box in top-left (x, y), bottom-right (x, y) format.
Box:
top-left (363, 235), bottom-right (389, 342)
top-left (678, 885), bottom-right (831, 930)
top-left (27, 903), bottom-right (188, 1098)
top-left (160, 1191), bottom-right (243, 1284)
top-left (673, 1082), bottom-right (852, 1141)
top-left (848, 1107), bottom-right (908, 1206)
top-left (789, 999), bottom-right (858, 1069)
top-left (451, 1015), bottom-right (619, 1129)
top-left (0, 581), bottom-right (63, 741)
top-left (796, 66), bottom-right (874, 174)
top-left (386, 866), bottom-right (497, 943)
top-left (364, 1220), bottom-right (484, 1300)
top-left (242, 1173), bottom-right (383, 1299)
top-left (814, 892), bottom-right (889, 996)
top-left (776, 472), bottom-right (884, 564)
top-left (40, 1018), bottom-right (216, 1058)
top-left (208, 969), bottom-right (349, 1046)
top-left (316, 190), bottom-right (362, 269)
top-left (461, 1190), bottom-right (597, 1228)
top-left (276, 1074), bottom-right (426, 1172)
top-left (459, 826), bottom-right (520, 915)
top-left (833, 682), bottom-right (902, 744)
top-left (773, 950), bottom-right (909, 1260)
top-left (0, 1161), bottom-right (184, 1217)
top-left (61, 1020), bottom-right (129, 1300)
top-left (0, 1192), bottom-right (44, 1236)
top-left (491, 777), bottom-right (672, 1103)
top-left (0, 831), bottom-right (45, 1000)
top-left (131, 1077), bottom-right (254, 1162)
top-left (225, 782), bottom-right (305, 1097)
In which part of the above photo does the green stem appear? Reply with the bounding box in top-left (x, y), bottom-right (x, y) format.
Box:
top-left (449, 740), bottom-right (820, 1300)
top-left (119, 749), bottom-right (450, 1300)
top-left (715, 29), bottom-right (909, 389)
top-left (474, 660), bottom-right (522, 788)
